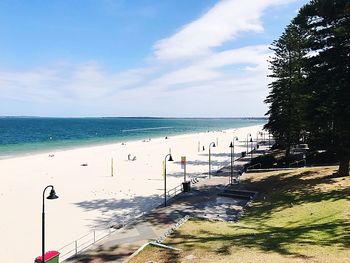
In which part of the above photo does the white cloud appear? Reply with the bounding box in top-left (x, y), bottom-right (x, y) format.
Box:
top-left (0, 63), bottom-right (153, 103)
top-left (0, 0), bottom-right (298, 117)
top-left (153, 0), bottom-right (293, 60)
top-left (152, 45), bottom-right (270, 88)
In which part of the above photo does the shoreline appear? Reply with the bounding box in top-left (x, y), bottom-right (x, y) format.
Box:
top-left (0, 123), bottom-right (265, 160)
top-left (0, 124), bottom-right (264, 262)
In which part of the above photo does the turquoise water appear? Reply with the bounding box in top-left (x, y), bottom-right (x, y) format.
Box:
top-left (0, 117), bottom-right (266, 158)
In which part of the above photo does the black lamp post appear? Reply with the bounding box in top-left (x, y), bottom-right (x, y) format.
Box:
top-left (229, 142), bottom-right (233, 185)
top-left (229, 137), bottom-right (239, 184)
top-left (164, 154), bottom-right (173, 207)
top-left (246, 133), bottom-right (251, 154)
top-left (250, 137), bottom-right (253, 159)
top-left (256, 131), bottom-right (263, 145)
top-left (209, 142), bottom-right (216, 179)
top-left (42, 185), bottom-right (58, 263)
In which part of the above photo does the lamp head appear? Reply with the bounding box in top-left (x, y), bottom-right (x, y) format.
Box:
top-left (213, 143), bottom-right (216, 147)
top-left (235, 137), bottom-right (238, 141)
top-left (229, 142), bottom-right (233, 148)
top-left (47, 188), bottom-right (59, 200)
top-left (168, 155), bottom-right (173, 162)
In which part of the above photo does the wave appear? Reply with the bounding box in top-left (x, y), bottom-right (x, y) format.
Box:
top-left (121, 126), bottom-right (173, 132)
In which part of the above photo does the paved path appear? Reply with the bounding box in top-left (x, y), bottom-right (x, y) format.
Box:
top-left (64, 146), bottom-right (270, 263)
top-left (65, 176), bottom-right (234, 263)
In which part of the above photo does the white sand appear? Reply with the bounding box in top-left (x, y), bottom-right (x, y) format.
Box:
top-left (0, 124), bottom-right (264, 262)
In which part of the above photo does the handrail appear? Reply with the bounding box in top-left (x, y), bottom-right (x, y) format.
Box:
top-left (247, 163), bottom-right (262, 170)
top-left (166, 184), bottom-right (183, 199)
top-left (289, 159), bottom-right (306, 167)
top-left (59, 179), bottom-right (194, 262)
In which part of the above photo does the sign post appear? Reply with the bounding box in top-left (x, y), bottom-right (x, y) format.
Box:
top-left (181, 156), bottom-right (191, 192)
top-left (181, 156), bottom-right (186, 182)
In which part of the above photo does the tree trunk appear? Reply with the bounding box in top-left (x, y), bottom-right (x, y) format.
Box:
top-left (338, 157), bottom-right (349, 176)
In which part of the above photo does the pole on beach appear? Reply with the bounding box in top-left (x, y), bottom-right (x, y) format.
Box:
top-left (111, 158), bottom-right (114, 177)
top-left (42, 185), bottom-right (58, 263)
top-left (209, 142), bottom-right (216, 179)
top-left (164, 154), bottom-right (173, 207)
top-left (198, 141), bottom-right (200, 152)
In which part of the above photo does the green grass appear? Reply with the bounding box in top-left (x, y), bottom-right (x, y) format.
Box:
top-left (130, 166), bottom-right (350, 262)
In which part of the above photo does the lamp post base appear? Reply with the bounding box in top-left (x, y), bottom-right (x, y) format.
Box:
top-left (182, 181), bottom-right (191, 192)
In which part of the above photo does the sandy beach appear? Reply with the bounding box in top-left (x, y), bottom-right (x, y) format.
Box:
top-left (0, 124), bottom-right (263, 262)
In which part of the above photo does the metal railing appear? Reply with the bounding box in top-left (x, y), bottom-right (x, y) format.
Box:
top-left (289, 159), bottom-right (306, 167)
top-left (166, 184), bottom-right (183, 199)
top-left (247, 163), bottom-right (262, 170)
top-left (59, 178), bottom-right (201, 262)
top-left (59, 228), bottom-right (111, 261)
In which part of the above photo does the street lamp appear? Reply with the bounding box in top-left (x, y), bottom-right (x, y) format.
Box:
top-left (229, 137), bottom-right (239, 184)
top-left (209, 142), bottom-right (216, 179)
top-left (42, 185), bottom-right (58, 263)
top-left (164, 153), bottom-right (173, 207)
top-left (246, 133), bottom-right (251, 154)
top-left (250, 137), bottom-right (253, 159)
top-left (256, 131), bottom-right (263, 145)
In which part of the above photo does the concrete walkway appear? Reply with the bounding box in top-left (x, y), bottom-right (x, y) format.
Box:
top-left (65, 146), bottom-right (270, 263)
top-left (65, 176), bottom-right (234, 263)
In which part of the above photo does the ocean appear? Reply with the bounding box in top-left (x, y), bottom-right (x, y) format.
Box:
top-left (0, 117), bottom-right (266, 158)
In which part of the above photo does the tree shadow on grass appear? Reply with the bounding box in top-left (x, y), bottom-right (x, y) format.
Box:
top-left (237, 169), bottom-right (350, 222)
top-left (164, 168), bottom-right (350, 259)
top-left (166, 218), bottom-right (349, 259)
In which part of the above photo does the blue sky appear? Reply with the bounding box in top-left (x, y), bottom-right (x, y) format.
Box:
top-left (0, 0), bottom-right (309, 117)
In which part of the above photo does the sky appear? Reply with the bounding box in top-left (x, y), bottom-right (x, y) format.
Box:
top-left (0, 0), bottom-right (309, 117)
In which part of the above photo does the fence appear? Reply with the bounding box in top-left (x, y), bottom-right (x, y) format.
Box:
top-left (59, 179), bottom-right (196, 262)
top-left (246, 163), bottom-right (262, 170)
top-left (289, 159), bottom-right (306, 167)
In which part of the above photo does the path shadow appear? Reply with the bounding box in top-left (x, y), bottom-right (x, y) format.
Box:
top-left (74, 194), bottom-right (165, 229)
top-left (65, 244), bottom-right (133, 263)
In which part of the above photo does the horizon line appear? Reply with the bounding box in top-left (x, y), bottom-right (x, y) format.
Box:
top-left (0, 115), bottom-right (267, 119)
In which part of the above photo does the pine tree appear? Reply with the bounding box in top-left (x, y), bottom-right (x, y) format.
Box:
top-left (265, 0), bottom-right (350, 175)
top-left (297, 0), bottom-right (350, 176)
top-left (265, 22), bottom-right (307, 157)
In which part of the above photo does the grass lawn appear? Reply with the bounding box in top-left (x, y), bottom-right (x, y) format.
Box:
top-left (130, 166), bottom-right (350, 262)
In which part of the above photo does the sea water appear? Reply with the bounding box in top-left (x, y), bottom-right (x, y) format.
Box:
top-left (0, 117), bottom-right (266, 158)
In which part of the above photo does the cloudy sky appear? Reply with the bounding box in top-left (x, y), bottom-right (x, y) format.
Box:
top-left (0, 0), bottom-right (308, 117)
